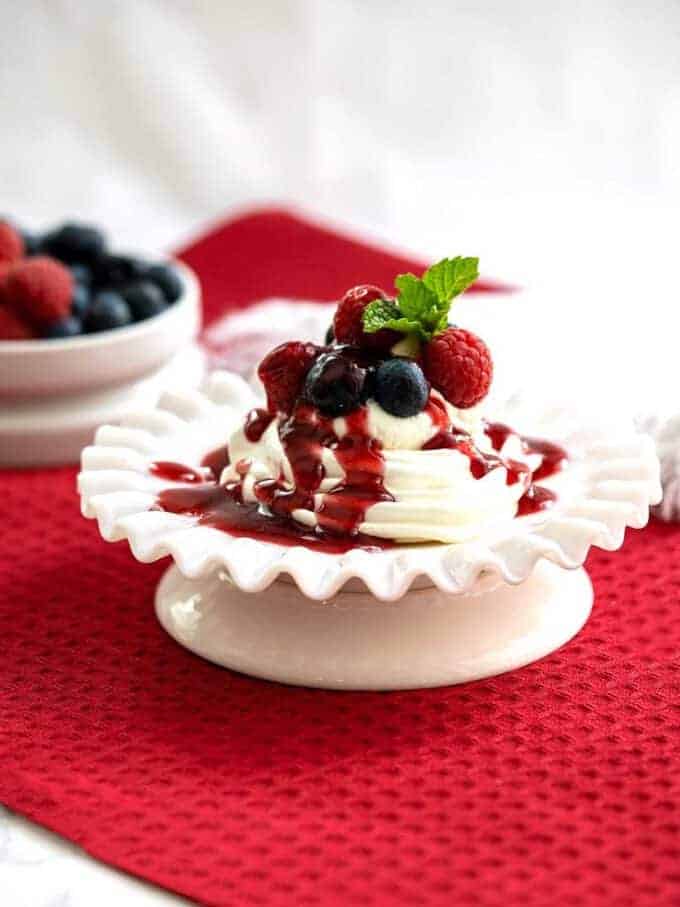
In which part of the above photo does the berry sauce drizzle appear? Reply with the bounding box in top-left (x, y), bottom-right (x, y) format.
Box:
top-left (152, 405), bottom-right (568, 551)
top-left (484, 421), bottom-right (567, 514)
top-left (153, 404), bottom-right (395, 554)
top-left (421, 402), bottom-right (531, 487)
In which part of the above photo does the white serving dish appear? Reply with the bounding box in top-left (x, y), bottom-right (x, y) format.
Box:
top-left (78, 372), bottom-right (661, 690)
top-left (0, 261), bottom-right (204, 467)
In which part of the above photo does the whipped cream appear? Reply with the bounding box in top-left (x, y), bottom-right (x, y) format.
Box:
top-left (221, 391), bottom-right (534, 544)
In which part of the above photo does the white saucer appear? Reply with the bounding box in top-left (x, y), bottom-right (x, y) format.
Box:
top-left (0, 344), bottom-right (205, 467)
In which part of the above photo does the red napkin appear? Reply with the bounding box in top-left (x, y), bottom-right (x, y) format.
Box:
top-left (1, 210), bottom-right (678, 907)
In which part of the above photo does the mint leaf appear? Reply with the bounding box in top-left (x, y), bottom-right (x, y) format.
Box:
top-left (381, 317), bottom-right (428, 339)
top-left (422, 256), bottom-right (479, 303)
top-left (395, 273), bottom-right (449, 338)
top-left (393, 274), bottom-right (439, 320)
top-left (362, 298), bottom-right (401, 333)
top-left (363, 299), bottom-right (425, 338)
top-left (361, 254), bottom-right (480, 348)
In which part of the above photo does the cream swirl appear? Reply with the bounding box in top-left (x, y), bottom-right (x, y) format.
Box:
top-left (221, 391), bottom-right (534, 544)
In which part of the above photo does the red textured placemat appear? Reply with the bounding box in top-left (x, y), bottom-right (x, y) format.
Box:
top-left (1, 210), bottom-right (678, 907)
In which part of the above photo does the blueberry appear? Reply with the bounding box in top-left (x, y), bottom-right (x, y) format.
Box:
top-left (123, 280), bottom-right (167, 321)
top-left (71, 283), bottom-right (91, 318)
top-left (94, 254), bottom-right (148, 287)
top-left (70, 263), bottom-right (92, 287)
top-left (44, 316), bottom-right (82, 339)
top-left (360, 366), bottom-right (377, 402)
top-left (325, 324), bottom-right (335, 345)
top-left (44, 222), bottom-right (106, 264)
top-left (84, 291), bottom-right (132, 333)
top-left (374, 359), bottom-right (429, 418)
top-left (146, 263), bottom-right (183, 303)
top-left (21, 230), bottom-right (42, 256)
top-left (304, 353), bottom-right (365, 417)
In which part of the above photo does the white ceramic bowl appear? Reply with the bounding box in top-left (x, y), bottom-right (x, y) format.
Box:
top-left (0, 260), bottom-right (205, 467)
top-left (0, 260), bottom-right (200, 398)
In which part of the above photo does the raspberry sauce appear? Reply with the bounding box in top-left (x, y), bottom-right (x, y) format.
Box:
top-left (484, 421), bottom-right (567, 515)
top-left (201, 446), bottom-right (230, 480)
top-left (244, 408), bottom-right (275, 443)
top-left (484, 422), bottom-right (567, 481)
top-left (152, 405), bottom-right (567, 551)
top-left (154, 403), bottom-right (395, 553)
top-left (422, 430), bottom-right (530, 486)
top-left (247, 403), bottom-right (394, 538)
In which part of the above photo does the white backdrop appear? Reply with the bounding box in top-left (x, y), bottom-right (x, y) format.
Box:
top-left (1, 2), bottom-right (679, 903)
top-left (2, 0), bottom-right (679, 410)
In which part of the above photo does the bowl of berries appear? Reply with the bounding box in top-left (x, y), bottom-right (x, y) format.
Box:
top-left (0, 219), bottom-right (204, 466)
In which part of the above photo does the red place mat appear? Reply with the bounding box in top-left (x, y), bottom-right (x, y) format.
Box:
top-left (1, 209), bottom-right (678, 907)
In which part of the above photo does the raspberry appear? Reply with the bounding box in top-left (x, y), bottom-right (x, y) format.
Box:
top-left (0, 221), bottom-right (24, 265)
top-left (0, 305), bottom-right (35, 340)
top-left (3, 256), bottom-right (74, 328)
top-left (258, 341), bottom-right (319, 414)
top-left (333, 285), bottom-right (401, 352)
top-left (423, 327), bottom-right (493, 408)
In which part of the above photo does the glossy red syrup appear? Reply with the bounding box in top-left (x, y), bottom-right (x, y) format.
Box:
top-left (244, 408), bottom-right (274, 443)
top-left (153, 402), bottom-right (568, 551)
top-left (422, 430), bottom-right (529, 485)
top-left (517, 484), bottom-right (557, 516)
top-left (317, 408), bottom-right (394, 536)
top-left (151, 462), bottom-right (206, 484)
top-left (200, 446), bottom-right (230, 480)
top-left (520, 435), bottom-right (568, 482)
top-left (484, 421), bottom-right (567, 480)
top-left (155, 403), bottom-right (394, 553)
top-left (251, 403), bottom-right (394, 538)
top-left (484, 421), bottom-right (567, 515)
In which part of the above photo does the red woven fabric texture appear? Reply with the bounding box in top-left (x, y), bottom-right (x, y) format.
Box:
top-left (0, 210), bottom-right (678, 907)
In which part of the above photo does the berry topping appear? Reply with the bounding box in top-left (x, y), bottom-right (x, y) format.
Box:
top-left (333, 285), bottom-right (401, 352)
top-left (147, 263), bottom-right (183, 303)
top-left (21, 230), bottom-right (42, 256)
top-left (70, 282), bottom-right (91, 318)
top-left (374, 358), bottom-right (430, 418)
top-left (70, 263), bottom-right (93, 287)
top-left (0, 305), bottom-right (35, 340)
top-left (362, 257), bottom-right (479, 343)
top-left (44, 315), bottom-right (82, 339)
top-left (423, 327), bottom-right (493, 409)
top-left (123, 281), bottom-right (167, 321)
top-left (258, 341), bottom-right (319, 414)
top-left (304, 352), bottom-right (366, 417)
top-left (3, 257), bottom-right (74, 327)
top-left (84, 291), bottom-right (132, 333)
top-left (0, 221), bottom-right (25, 264)
top-left (94, 254), bottom-right (148, 287)
top-left (0, 215), bottom-right (186, 339)
top-left (324, 323), bottom-right (335, 345)
top-left (44, 222), bottom-right (106, 264)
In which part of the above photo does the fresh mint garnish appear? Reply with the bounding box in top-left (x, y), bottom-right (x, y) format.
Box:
top-left (363, 255), bottom-right (479, 343)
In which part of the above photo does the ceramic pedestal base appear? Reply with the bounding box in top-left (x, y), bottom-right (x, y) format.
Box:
top-left (155, 561), bottom-right (593, 690)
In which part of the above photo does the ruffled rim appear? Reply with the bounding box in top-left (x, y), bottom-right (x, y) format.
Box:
top-left (78, 372), bottom-right (662, 601)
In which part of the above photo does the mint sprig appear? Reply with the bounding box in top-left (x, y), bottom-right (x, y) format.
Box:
top-left (363, 255), bottom-right (479, 343)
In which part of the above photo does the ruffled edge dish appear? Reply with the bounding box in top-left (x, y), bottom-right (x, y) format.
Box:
top-left (78, 371), bottom-right (662, 602)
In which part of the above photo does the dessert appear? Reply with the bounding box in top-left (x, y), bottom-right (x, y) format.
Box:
top-left (153, 256), bottom-right (567, 548)
top-left (0, 218), bottom-right (183, 340)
